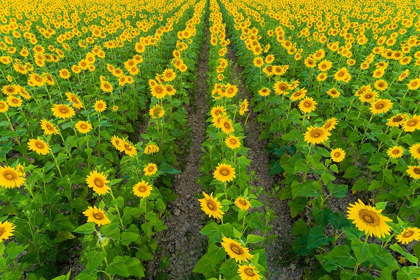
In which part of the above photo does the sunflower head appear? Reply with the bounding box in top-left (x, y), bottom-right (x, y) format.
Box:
top-left (86, 170), bottom-right (110, 195)
top-left (234, 197), bottom-right (251, 211)
top-left (198, 192), bottom-right (224, 219)
top-left (396, 227), bottom-right (420, 245)
top-left (304, 126), bottom-right (331, 145)
top-left (409, 143), bottom-right (420, 160)
top-left (387, 146), bottom-right (404, 159)
top-left (0, 166), bottom-right (25, 189)
top-left (347, 200), bottom-right (392, 238)
top-left (0, 221), bottom-right (15, 241)
top-left (133, 181), bottom-right (153, 198)
top-left (225, 136), bottom-right (241, 149)
top-left (221, 237), bottom-right (253, 263)
top-left (214, 163), bottom-right (236, 183)
top-left (406, 166), bottom-right (420, 180)
top-left (94, 100), bottom-right (107, 113)
top-left (83, 206), bottom-right (111, 226)
top-left (144, 163), bottom-right (158, 176)
top-left (28, 138), bottom-right (50, 155)
top-left (299, 97), bottom-right (317, 113)
top-left (238, 264), bottom-right (261, 280)
top-left (331, 148), bottom-right (346, 162)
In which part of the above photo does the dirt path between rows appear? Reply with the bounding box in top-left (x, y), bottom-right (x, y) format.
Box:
top-left (147, 18), bottom-right (210, 280)
top-left (226, 47), bottom-right (303, 279)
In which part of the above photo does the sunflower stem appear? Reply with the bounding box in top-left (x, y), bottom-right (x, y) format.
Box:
top-left (50, 151), bottom-right (62, 178)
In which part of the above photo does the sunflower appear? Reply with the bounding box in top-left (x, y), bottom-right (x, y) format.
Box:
top-left (7, 96), bottom-right (22, 107)
top-left (386, 114), bottom-right (407, 127)
top-left (409, 144), bottom-right (420, 160)
top-left (28, 138), bottom-right (50, 155)
top-left (359, 91), bottom-right (377, 103)
top-left (0, 221), bottom-right (15, 242)
top-left (151, 84), bottom-right (166, 99)
top-left (100, 81), bottom-right (113, 93)
top-left (214, 163), bottom-right (236, 183)
top-left (370, 99), bottom-right (393, 115)
top-left (144, 144), bottom-right (159, 155)
top-left (149, 105), bottom-right (165, 119)
top-left (198, 192), bottom-right (224, 219)
top-left (274, 81), bottom-right (290, 95)
top-left (406, 166), bottom-right (420, 179)
top-left (111, 136), bottom-right (125, 152)
top-left (331, 148), bottom-right (346, 162)
top-left (235, 197), bottom-right (251, 211)
top-left (0, 100), bottom-right (9, 113)
top-left (239, 99), bottom-right (249, 116)
top-left (317, 73), bottom-right (328, 81)
top-left (374, 79), bottom-right (388, 91)
top-left (403, 115), bottom-right (420, 132)
top-left (407, 78), bottom-right (420, 90)
top-left (258, 88), bottom-right (270, 97)
top-left (133, 181), bottom-right (153, 198)
top-left (123, 140), bottom-right (137, 157)
top-left (238, 264), bottom-right (261, 280)
top-left (0, 166), bottom-right (25, 188)
top-left (226, 136), bottom-right (241, 149)
top-left (225, 84), bottom-right (238, 98)
top-left (211, 106), bottom-right (226, 119)
top-left (144, 163), bottom-right (158, 176)
top-left (76, 121), bottom-right (92, 134)
top-left (59, 69), bottom-right (71, 79)
top-left (318, 60), bottom-right (332, 71)
top-left (83, 206), bottom-right (110, 226)
top-left (253, 57), bottom-right (264, 68)
top-left (299, 97), bottom-right (317, 113)
top-left (52, 104), bottom-right (75, 119)
top-left (221, 237), bottom-right (253, 263)
top-left (86, 170), bottom-right (110, 195)
top-left (220, 119), bottom-right (234, 135)
top-left (290, 88), bottom-right (307, 101)
top-left (304, 126), bottom-right (331, 145)
top-left (347, 200), bottom-right (392, 238)
top-left (94, 100), bottom-right (107, 112)
top-left (323, 118), bottom-right (338, 131)
top-left (327, 88), bottom-right (340, 98)
top-left (162, 69), bottom-right (176, 82)
top-left (396, 228), bottom-right (420, 245)
top-left (65, 92), bottom-right (84, 109)
top-left (387, 146), bottom-right (404, 159)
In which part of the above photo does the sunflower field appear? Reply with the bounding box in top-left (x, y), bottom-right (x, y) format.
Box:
top-left (1, 0), bottom-right (420, 279)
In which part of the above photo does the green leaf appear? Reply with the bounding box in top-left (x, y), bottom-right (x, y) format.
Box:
top-left (307, 227), bottom-right (333, 249)
top-left (343, 166), bottom-right (360, 179)
top-left (327, 183), bottom-right (348, 198)
top-left (105, 256), bottom-right (130, 277)
top-left (316, 245), bottom-right (356, 272)
top-left (352, 239), bottom-right (378, 264)
top-left (83, 251), bottom-right (106, 276)
top-left (193, 255), bottom-right (213, 274)
top-left (73, 223), bottom-right (96, 234)
top-left (390, 243), bottom-right (418, 264)
top-left (328, 212), bottom-right (351, 229)
top-left (52, 271), bottom-right (71, 280)
top-left (121, 232), bottom-right (140, 246)
top-left (200, 222), bottom-right (222, 243)
top-left (246, 234), bottom-right (264, 244)
top-left (370, 244), bottom-right (399, 270)
top-left (291, 218), bottom-right (310, 236)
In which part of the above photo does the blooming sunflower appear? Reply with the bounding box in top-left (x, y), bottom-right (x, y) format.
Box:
top-left (374, 79), bottom-right (388, 91)
top-left (396, 228), bottom-right (420, 245)
top-left (304, 126), bottom-right (331, 145)
top-left (386, 114), bottom-right (407, 127)
top-left (323, 118), bottom-right (338, 131)
top-left (52, 104), bottom-right (75, 119)
top-left (403, 115), bottom-right (420, 132)
top-left (65, 92), bottom-right (84, 109)
top-left (28, 138), bottom-right (50, 155)
top-left (290, 88), bottom-right (307, 102)
top-left (214, 163), bottom-right (236, 183)
top-left (239, 99), bottom-right (249, 116)
top-left (331, 148), bottom-right (346, 162)
top-left (370, 99), bottom-right (393, 115)
top-left (407, 78), bottom-right (420, 90)
top-left (406, 166), bottom-right (420, 179)
top-left (151, 84), bottom-right (166, 99)
top-left (409, 144), bottom-right (420, 160)
top-left (75, 121), bottom-right (92, 134)
top-left (327, 88), bottom-right (340, 98)
top-left (238, 264), bottom-right (261, 280)
top-left (83, 206), bottom-right (110, 226)
top-left (133, 181), bottom-right (153, 198)
top-left (359, 91), bottom-right (377, 103)
top-left (299, 97), bottom-right (317, 113)
top-left (198, 192), bottom-right (224, 219)
top-left (100, 81), bottom-right (113, 93)
top-left (258, 88), bottom-right (270, 97)
top-left (220, 119), bottom-right (234, 135)
top-left (0, 166), bottom-right (25, 188)
top-left (149, 105), bottom-right (165, 119)
top-left (7, 96), bottom-right (22, 107)
top-left (226, 136), bottom-right (241, 149)
top-left (0, 221), bottom-right (15, 242)
top-left (211, 106), bottom-right (226, 119)
top-left (41, 119), bottom-right (59, 135)
top-left (144, 144), bottom-right (159, 155)
top-left (221, 237), bottom-right (253, 263)
top-left (144, 163), bottom-right (158, 176)
top-left (123, 140), bottom-right (137, 157)
top-left (387, 146), bottom-right (404, 159)
top-left (235, 197), bottom-right (251, 211)
top-left (111, 136), bottom-right (125, 152)
top-left (86, 170), bottom-right (110, 195)
top-left (162, 69), bottom-right (176, 82)
top-left (347, 200), bottom-right (392, 238)
top-left (94, 100), bottom-right (107, 113)
top-left (0, 100), bottom-right (9, 113)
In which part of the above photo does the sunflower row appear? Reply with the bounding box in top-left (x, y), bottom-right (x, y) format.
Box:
top-left (0, 0), bottom-right (206, 279)
top-left (193, 1), bottom-right (268, 280)
top-left (221, 0), bottom-right (420, 278)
